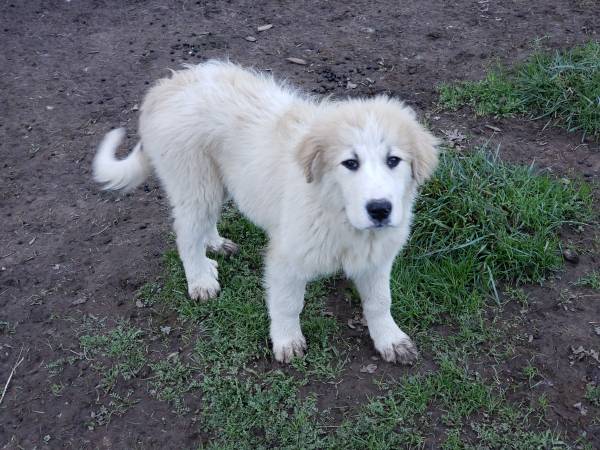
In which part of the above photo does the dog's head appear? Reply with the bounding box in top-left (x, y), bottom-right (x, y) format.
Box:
top-left (297, 96), bottom-right (439, 230)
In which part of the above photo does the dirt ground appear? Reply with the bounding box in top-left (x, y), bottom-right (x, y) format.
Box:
top-left (1, 0), bottom-right (599, 448)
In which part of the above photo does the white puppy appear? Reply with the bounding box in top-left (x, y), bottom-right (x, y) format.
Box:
top-left (93, 60), bottom-right (438, 364)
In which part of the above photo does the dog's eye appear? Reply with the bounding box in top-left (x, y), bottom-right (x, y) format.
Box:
top-left (341, 159), bottom-right (360, 171)
top-left (387, 156), bottom-right (401, 168)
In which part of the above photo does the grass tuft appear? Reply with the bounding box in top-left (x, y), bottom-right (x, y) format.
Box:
top-left (200, 370), bottom-right (326, 449)
top-left (329, 356), bottom-right (562, 449)
top-left (79, 321), bottom-right (147, 390)
top-left (149, 358), bottom-right (200, 414)
top-left (576, 270), bottom-right (600, 289)
top-left (439, 41), bottom-right (600, 137)
top-left (391, 148), bottom-right (591, 330)
top-left (585, 383), bottom-right (600, 407)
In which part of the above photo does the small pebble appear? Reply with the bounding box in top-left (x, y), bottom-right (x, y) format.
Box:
top-left (257, 24), bottom-right (273, 32)
top-left (286, 57), bottom-right (307, 65)
top-left (562, 248), bottom-right (579, 264)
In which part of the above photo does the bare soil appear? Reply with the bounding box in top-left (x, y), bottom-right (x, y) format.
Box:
top-left (1, 0), bottom-right (599, 448)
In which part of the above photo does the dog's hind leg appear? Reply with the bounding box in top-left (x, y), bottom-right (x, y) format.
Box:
top-left (158, 156), bottom-right (225, 301)
top-left (206, 226), bottom-right (239, 256)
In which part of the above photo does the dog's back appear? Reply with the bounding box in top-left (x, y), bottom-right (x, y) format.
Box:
top-left (139, 61), bottom-right (312, 231)
top-left (141, 61), bottom-right (299, 147)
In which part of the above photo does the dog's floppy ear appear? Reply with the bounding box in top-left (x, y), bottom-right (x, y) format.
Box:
top-left (297, 134), bottom-right (325, 183)
top-left (410, 126), bottom-right (439, 185)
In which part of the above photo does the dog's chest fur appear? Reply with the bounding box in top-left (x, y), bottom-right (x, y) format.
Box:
top-left (271, 203), bottom-right (412, 280)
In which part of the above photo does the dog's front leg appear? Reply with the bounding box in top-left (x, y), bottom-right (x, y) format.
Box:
top-left (265, 255), bottom-right (307, 363)
top-left (353, 263), bottom-right (419, 364)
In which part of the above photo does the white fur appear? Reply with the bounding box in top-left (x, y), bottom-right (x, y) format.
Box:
top-left (93, 128), bottom-right (150, 192)
top-left (92, 60), bottom-right (439, 364)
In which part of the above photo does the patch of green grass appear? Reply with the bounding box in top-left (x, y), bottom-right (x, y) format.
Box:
top-left (0, 320), bottom-right (16, 335)
top-left (46, 356), bottom-right (78, 377)
top-left (439, 41), bottom-right (600, 137)
top-left (420, 312), bottom-right (513, 366)
top-left (576, 270), bottom-right (600, 289)
top-left (329, 356), bottom-right (562, 449)
top-left (149, 357), bottom-right (200, 414)
top-left (586, 383), bottom-right (600, 407)
top-left (468, 419), bottom-right (567, 450)
top-left (440, 68), bottom-right (523, 117)
top-left (536, 393), bottom-right (550, 415)
top-left (391, 149), bottom-right (591, 331)
top-left (50, 383), bottom-right (64, 396)
top-left (200, 370), bottom-right (326, 449)
top-left (86, 391), bottom-right (138, 430)
top-left (522, 361), bottom-right (540, 386)
top-left (79, 321), bottom-right (147, 390)
top-left (504, 286), bottom-right (530, 308)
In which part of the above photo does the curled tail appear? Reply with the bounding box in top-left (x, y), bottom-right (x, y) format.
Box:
top-left (93, 128), bottom-right (151, 192)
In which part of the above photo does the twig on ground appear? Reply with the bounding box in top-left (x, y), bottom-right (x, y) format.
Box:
top-left (0, 347), bottom-right (27, 405)
top-left (89, 224), bottom-right (111, 238)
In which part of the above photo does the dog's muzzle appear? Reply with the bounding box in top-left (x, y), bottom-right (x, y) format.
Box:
top-left (366, 199), bottom-right (392, 226)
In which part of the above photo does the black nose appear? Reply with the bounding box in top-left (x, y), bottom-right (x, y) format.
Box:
top-left (366, 199), bottom-right (392, 223)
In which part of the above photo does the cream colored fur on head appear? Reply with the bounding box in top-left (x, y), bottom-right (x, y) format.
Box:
top-left (92, 60), bottom-right (439, 364)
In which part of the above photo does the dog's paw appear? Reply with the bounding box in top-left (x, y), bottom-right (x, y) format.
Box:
top-left (375, 336), bottom-right (419, 365)
top-left (207, 238), bottom-right (239, 256)
top-left (207, 257), bottom-right (218, 273)
top-left (188, 279), bottom-right (220, 301)
top-left (272, 335), bottom-right (307, 363)
top-left (187, 264), bottom-right (220, 301)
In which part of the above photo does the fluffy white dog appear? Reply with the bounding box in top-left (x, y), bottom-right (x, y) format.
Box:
top-left (93, 60), bottom-right (438, 364)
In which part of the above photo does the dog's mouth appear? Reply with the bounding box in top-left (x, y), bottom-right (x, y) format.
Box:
top-left (367, 217), bottom-right (392, 229)
top-left (368, 222), bottom-right (392, 229)
top-left (363, 219), bottom-right (397, 230)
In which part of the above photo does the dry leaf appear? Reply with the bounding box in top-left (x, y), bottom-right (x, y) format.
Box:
top-left (257, 24), bottom-right (273, 32)
top-left (570, 345), bottom-right (600, 363)
top-left (135, 300), bottom-right (144, 308)
top-left (574, 402), bottom-right (588, 416)
top-left (346, 81), bottom-right (358, 89)
top-left (572, 345), bottom-right (586, 355)
top-left (286, 57), bottom-right (307, 65)
top-left (245, 36), bottom-right (257, 42)
top-left (360, 364), bottom-right (378, 373)
top-left (347, 319), bottom-right (356, 329)
top-left (485, 124), bottom-right (502, 132)
top-left (71, 297), bottom-right (87, 306)
top-left (442, 129), bottom-right (466, 148)
top-left (160, 326), bottom-right (172, 335)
